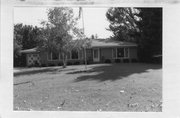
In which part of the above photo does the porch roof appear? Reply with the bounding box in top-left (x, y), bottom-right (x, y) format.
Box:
top-left (91, 39), bottom-right (137, 48)
top-left (20, 47), bottom-right (38, 54)
top-left (20, 39), bottom-right (137, 53)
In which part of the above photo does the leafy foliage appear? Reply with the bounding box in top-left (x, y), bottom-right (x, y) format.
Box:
top-left (106, 8), bottom-right (140, 42)
top-left (14, 24), bottom-right (23, 58)
top-left (39, 7), bottom-right (84, 68)
top-left (136, 8), bottom-right (162, 62)
top-left (106, 7), bottom-right (162, 62)
top-left (14, 24), bottom-right (42, 67)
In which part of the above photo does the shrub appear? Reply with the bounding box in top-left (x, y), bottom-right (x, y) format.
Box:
top-left (67, 62), bottom-right (72, 65)
top-left (131, 58), bottom-right (138, 63)
top-left (28, 64), bottom-right (33, 68)
top-left (41, 64), bottom-right (47, 67)
top-left (34, 60), bottom-right (40, 67)
top-left (74, 61), bottom-right (80, 65)
top-left (104, 59), bottom-right (111, 63)
top-left (82, 60), bottom-right (90, 65)
top-left (48, 63), bottom-right (55, 66)
top-left (58, 62), bottom-right (63, 66)
top-left (152, 56), bottom-right (162, 64)
top-left (115, 59), bottom-right (121, 63)
top-left (123, 59), bottom-right (129, 63)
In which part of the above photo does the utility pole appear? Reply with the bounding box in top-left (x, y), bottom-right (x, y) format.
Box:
top-left (81, 7), bottom-right (87, 71)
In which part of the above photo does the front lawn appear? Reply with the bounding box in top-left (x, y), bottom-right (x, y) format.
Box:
top-left (14, 63), bottom-right (162, 111)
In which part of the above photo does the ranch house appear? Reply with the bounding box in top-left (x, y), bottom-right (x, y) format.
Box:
top-left (20, 39), bottom-right (138, 67)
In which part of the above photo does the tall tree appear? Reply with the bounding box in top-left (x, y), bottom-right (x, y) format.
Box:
top-left (14, 23), bottom-right (23, 58)
top-left (21, 25), bottom-right (41, 50)
top-left (106, 8), bottom-right (139, 42)
top-left (14, 24), bottom-right (42, 67)
top-left (106, 7), bottom-right (162, 62)
top-left (136, 8), bottom-right (162, 62)
top-left (39, 7), bottom-right (84, 68)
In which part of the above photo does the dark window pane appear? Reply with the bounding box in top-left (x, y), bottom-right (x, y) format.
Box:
top-left (112, 48), bottom-right (116, 58)
top-left (124, 48), bottom-right (129, 57)
top-left (52, 52), bottom-right (58, 60)
top-left (117, 48), bottom-right (124, 57)
top-left (71, 50), bottom-right (78, 59)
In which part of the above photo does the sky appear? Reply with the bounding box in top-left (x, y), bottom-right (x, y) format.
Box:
top-left (14, 7), bottom-right (113, 38)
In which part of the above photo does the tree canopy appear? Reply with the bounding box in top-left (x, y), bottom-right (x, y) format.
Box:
top-left (106, 7), bottom-right (162, 62)
top-left (106, 8), bottom-right (140, 42)
top-left (39, 7), bottom-right (84, 67)
top-left (136, 8), bottom-right (162, 62)
top-left (14, 23), bottom-right (42, 66)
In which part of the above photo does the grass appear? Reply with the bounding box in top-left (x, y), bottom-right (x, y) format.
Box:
top-left (14, 63), bottom-right (162, 111)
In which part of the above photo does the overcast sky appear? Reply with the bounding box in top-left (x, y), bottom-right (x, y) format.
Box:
top-left (14, 7), bottom-right (113, 38)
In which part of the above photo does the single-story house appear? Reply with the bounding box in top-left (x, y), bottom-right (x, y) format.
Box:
top-left (20, 39), bottom-right (138, 67)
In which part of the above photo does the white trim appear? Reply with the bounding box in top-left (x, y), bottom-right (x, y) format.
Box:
top-left (47, 52), bottom-right (59, 61)
top-left (112, 48), bottom-right (116, 59)
top-left (112, 47), bottom-right (130, 59)
top-left (93, 48), bottom-right (100, 62)
top-left (116, 48), bottom-right (117, 58)
top-left (111, 48), bottom-right (114, 59)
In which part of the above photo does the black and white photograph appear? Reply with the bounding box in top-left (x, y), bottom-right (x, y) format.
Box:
top-left (1, 0), bottom-right (180, 117)
top-left (13, 6), bottom-right (162, 111)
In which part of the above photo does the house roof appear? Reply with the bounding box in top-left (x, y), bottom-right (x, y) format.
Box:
top-left (20, 47), bottom-right (38, 53)
top-left (20, 39), bottom-right (137, 53)
top-left (91, 39), bottom-right (137, 48)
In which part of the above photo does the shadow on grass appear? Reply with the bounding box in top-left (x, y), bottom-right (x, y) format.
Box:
top-left (14, 67), bottom-right (75, 77)
top-left (67, 63), bottom-right (162, 82)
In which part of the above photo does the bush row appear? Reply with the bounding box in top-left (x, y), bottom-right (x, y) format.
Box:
top-left (28, 59), bottom-right (138, 67)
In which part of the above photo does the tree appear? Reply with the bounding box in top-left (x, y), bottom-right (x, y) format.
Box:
top-left (14, 24), bottom-right (23, 58)
top-left (14, 24), bottom-right (42, 67)
top-left (95, 34), bottom-right (98, 39)
top-left (91, 34), bottom-right (95, 39)
top-left (106, 7), bottom-right (162, 62)
top-left (106, 8), bottom-right (139, 42)
top-left (136, 8), bottom-right (162, 62)
top-left (39, 7), bottom-right (84, 68)
top-left (21, 25), bottom-right (41, 50)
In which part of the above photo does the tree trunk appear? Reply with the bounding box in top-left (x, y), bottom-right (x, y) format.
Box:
top-left (62, 53), bottom-right (67, 68)
top-left (84, 48), bottom-right (87, 71)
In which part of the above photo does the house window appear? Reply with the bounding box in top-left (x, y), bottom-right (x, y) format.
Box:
top-left (112, 47), bottom-right (129, 58)
top-left (124, 48), bottom-right (129, 57)
top-left (58, 52), bottom-right (71, 60)
top-left (93, 49), bottom-right (98, 58)
top-left (71, 50), bottom-right (78, 59)
top-left (117, 48), bottom-right (124, 58)
top-left (52, 52), bottom-right (59, 60)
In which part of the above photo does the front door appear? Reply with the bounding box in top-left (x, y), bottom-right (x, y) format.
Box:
top-left (93, 48), bottom-right (100, 62)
